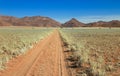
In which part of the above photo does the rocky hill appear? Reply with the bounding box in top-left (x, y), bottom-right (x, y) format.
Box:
top-left (0, 15), bottom-right (120, 27)
top-left (62, 18), bottom-right (85, 27)
top-left (0, 19), bottom-right (12, 26)
top-left (86, 20), bottom-right (120, 27)
top-left (0, 16), bottom-right (61, 27)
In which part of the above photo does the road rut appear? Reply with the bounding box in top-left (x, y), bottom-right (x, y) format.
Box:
top-left (0, 30), bottom-right (68, 76)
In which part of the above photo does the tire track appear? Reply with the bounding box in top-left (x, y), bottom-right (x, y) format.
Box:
top-left (0, 30), bottom-right (68, 76)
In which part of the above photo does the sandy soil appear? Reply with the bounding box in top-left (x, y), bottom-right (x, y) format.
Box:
top-left (0, 30), bottom-right (68, 76)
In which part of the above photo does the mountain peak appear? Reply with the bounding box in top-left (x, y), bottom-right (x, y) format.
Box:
top-left (62, 18), bottom-right (85, 27)
top-left (71, 18), bottom-right (77, 20)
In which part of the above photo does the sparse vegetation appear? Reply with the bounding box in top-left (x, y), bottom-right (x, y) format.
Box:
top-left (60, 28), bottom-right (120, 76)
top-left (0, 28), bottom-right (52, 70)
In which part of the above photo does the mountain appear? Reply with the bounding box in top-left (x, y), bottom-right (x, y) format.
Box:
top-left (86, 21), bottom-right (106, 27)
top-left (0, 15), bottom-right (120, 27)
top-left (19, 16), bottom-right (61, 27)
top-left (108, 20), bottom-right (120, 27)
top-left (0, 19), bottom-right (12, 26)
top-left (86, 20), bottom-right (120, 27)
top-left (62, 18), bottom-right (85, 27)
top-left (0, 16), bottom-right (61, 27)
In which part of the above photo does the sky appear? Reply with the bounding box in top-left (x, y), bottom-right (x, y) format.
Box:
top-left (0, 0), bottom-right (120, 23)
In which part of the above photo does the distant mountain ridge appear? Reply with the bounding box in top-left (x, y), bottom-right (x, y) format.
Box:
top-left (0, 15), bottom-right (120, 27)
top-left (0, 16), bottom-right (61, 27)
top-left (0, 19), bottom-right (12, 26)
top-left (86, 20), bottom-right (120, 27)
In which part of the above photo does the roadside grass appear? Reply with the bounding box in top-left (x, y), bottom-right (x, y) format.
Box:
top-left (60, 28), bottom-right (120, 76)
top-left (0, 28), bottom-right (53, 70)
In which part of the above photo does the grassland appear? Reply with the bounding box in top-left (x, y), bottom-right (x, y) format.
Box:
top-left (60, 28), bottom-right (120, 76)
top-left (0, 27), bottom-right (52, 70)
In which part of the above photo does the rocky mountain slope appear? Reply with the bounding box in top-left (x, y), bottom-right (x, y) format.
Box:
top-left (0, 16), bottom-right (61, 27)
top-left (0, 15), bottom-right (120, 27)
top-left (86, 20), bottom-right (120, 27)
top-left (62, 18), bottom-right (85, 27)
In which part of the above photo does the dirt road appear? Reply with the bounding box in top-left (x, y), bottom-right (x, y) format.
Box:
top-left (0, 30), bottom-right (68, 76)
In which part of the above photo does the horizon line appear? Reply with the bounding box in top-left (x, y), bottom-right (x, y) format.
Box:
top-left (0, 14), bottom-right (120, 24)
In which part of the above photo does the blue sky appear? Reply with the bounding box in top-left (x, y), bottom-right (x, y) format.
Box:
top-left (0, 0), bottom-right (120, 23)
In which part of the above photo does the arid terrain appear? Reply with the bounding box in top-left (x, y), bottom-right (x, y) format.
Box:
top-left (0, 0), bottom-right (120, 76)
top-left (0, 27), bottom-right (119, 76)
top-left (0, 16), bottom-right (61, 27)
top-left (0, 15), bottom-right (120, 27)
top-left (0, 30), bottom-right (68, 76)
